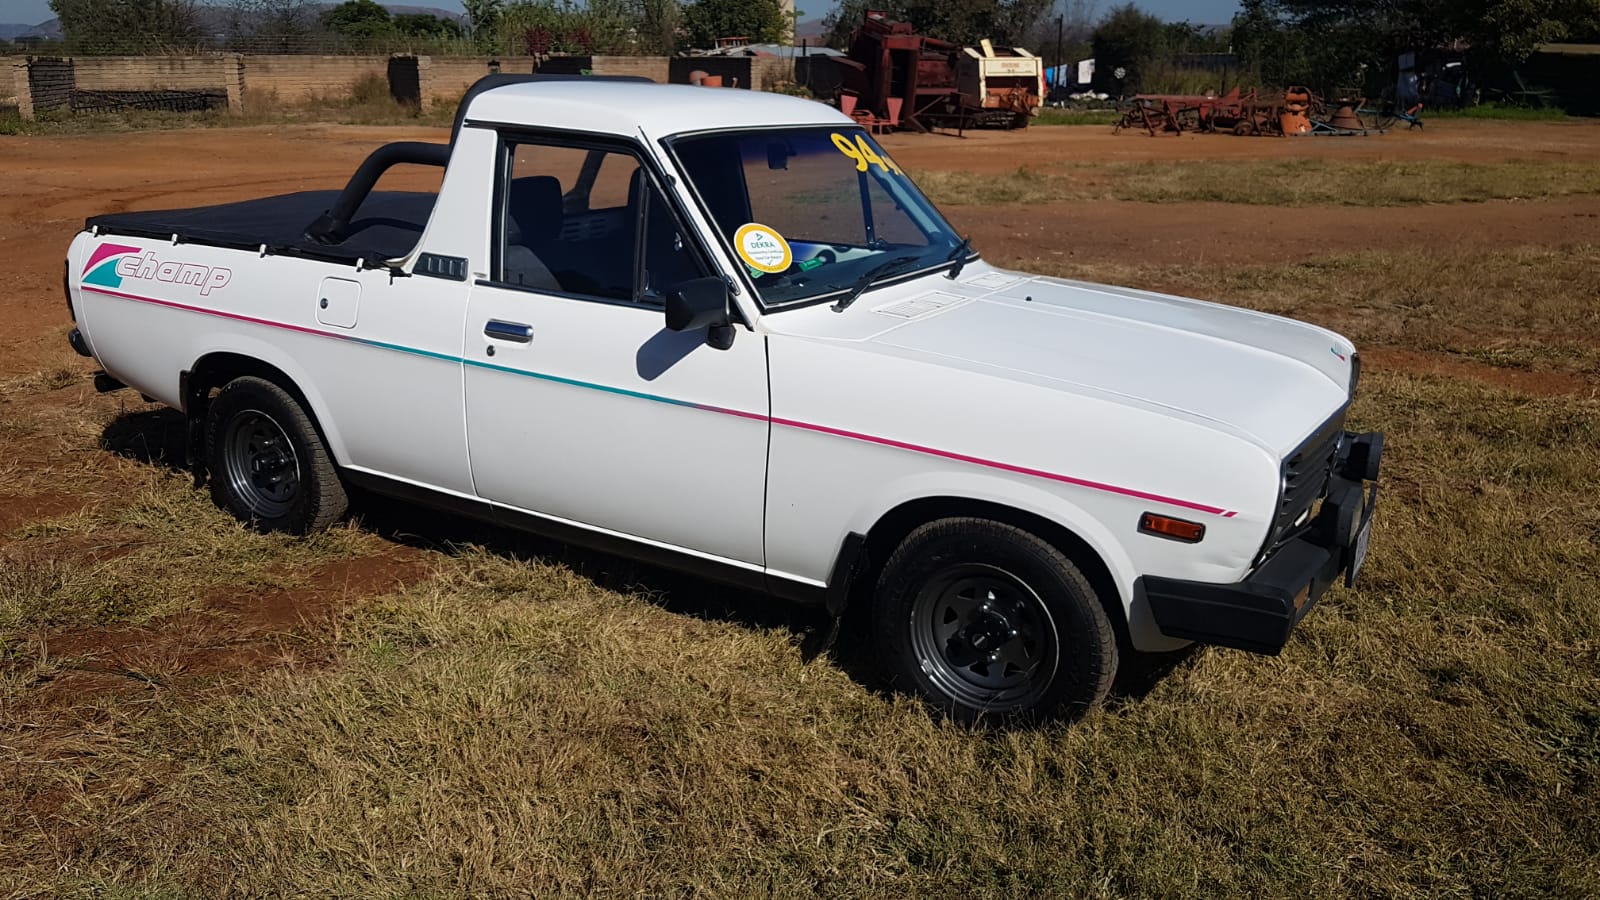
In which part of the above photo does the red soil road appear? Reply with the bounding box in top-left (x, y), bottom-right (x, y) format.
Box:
top-left (881, 117), bottom-right (1600, 167)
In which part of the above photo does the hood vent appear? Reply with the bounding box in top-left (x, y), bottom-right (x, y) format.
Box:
top-left (874, 292), bottom-right (967, 319)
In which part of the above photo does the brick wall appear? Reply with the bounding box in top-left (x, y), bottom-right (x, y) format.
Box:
top-left (1, 57), bottom-right (17, 104)
top-left (240, 54), bottom-right (390, 104)
top-left (751, 57), bottom-right (794, 92)
top-left (423, 56), bottom-right (539, 108)
top-left (71, 55), bottom-right (243, 109)
top-left (538, 55), bottom-right (669, 83)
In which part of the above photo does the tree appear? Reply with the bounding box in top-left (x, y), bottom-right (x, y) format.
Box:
top-left (1022, 0), bottom-right (1100, 63)
top-left (822, 0), bottom-right (894, 48)
top-left (219, 0), bottom-right (319, 51)
top-left (501, 0), bottom-right (635, 56)
top-left (1089, 3), bottom-right (1163, 92)
top-left (320, 0), bottom-right (394, 41)
top-left (628, 0), bottom-right (683, 54)
top-left (393, 13), bottom-right (463, 39)
top-left (822, 0), bottom-right (1054, 51)
top-left (462, 0), bottom-right (505, 41)
top-left (1235, 0), bottom-right (1600, 95)
top-left (681, 0), bottom-right (789, 48)
top-left (49, 0), bottom-right (200, 53)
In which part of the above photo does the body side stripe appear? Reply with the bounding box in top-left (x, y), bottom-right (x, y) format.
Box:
top-left (80, 284), bottom-right (1239, 516)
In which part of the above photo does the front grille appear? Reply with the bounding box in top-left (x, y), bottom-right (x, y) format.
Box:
top-left (1261, 409), bottom-right (1346, 560)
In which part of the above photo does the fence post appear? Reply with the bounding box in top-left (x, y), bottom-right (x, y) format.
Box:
top-left (18, 56), bottom-right (74, 119)
top-left (416, 55), bottom-right (435, 112)
top-left (220, 53), bottom-right (244, 111)
top-left (10, 60), bottom-right (30, 120)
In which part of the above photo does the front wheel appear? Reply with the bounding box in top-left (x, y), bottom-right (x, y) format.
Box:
top-left (872, 518), bottom-right (1118, 724)
top-left (205, 376), bottom-right (347, 534)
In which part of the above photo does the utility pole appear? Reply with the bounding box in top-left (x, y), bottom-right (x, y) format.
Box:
top-left (1055, 14), bottom-right (1064, 93)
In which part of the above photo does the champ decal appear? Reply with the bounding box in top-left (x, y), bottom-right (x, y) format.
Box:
top-left (82, 244), bottom-right (233, 296)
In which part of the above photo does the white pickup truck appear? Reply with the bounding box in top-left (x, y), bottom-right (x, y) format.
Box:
top-left (65, 76), bottom-right (1382, 722)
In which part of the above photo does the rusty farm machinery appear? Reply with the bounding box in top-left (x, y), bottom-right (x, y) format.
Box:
top-left (1113, 86), bottom-right (1422, 137)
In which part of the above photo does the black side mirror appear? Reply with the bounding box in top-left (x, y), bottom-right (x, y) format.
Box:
top-left (665, 276), bottom-right (735, 349)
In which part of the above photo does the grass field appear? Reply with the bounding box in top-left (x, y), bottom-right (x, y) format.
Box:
top-left (2, 120), bottom-right (1598, 895)
top-left (914, 159), bottom-right (1600, 207)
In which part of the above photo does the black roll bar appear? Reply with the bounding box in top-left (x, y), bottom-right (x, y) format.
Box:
top-left (304, 73), bottom-right (655, 247)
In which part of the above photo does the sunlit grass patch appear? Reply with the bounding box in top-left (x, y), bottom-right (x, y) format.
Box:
top-left (0, 476), bottom-right (381, 634)
top-left (1014, 244), bottom-right (1600, 376)
top-left (916, 159), bottom-right (1600, 207)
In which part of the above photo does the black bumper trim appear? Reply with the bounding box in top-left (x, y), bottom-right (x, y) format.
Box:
top-left (1143, 431), bottom-right (1382, 656)
top-left (68, 327), bottom-right (92, 358)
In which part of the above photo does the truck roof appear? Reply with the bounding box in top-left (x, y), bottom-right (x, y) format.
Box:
top-left (464, 80), bottom-right (854, 138)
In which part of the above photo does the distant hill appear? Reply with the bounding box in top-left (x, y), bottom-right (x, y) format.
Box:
top-left (0, 20), bottom-right (62, 41)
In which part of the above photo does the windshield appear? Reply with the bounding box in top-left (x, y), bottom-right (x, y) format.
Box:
top-left (669, 126), bottom-right (967, 308)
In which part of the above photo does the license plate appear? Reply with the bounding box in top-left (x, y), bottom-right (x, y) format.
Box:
top-left (1346, 510), bottom-right (1374, 587)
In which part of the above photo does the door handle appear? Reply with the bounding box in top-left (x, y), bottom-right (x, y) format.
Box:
top-left (484, 319), bottom-right (533, 343)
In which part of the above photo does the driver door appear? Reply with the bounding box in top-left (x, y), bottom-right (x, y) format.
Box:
top-left (462, 133), bottom-right (769, 568)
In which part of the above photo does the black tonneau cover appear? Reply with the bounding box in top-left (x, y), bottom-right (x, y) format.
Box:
top-left (83, 75), bottom-right (655, 267)
top-left (85, 190), bottom-right (437, 267)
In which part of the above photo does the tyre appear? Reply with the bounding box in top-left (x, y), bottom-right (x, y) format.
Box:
top-left (872, 518), bottom-right (1118, 724)
top-left (205, 376), bottom-right (347, 534)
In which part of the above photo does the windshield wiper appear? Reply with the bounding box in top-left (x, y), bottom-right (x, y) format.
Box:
top-left (831, 255), bottom-right (922, 312)
top-left (944, 235), bottom-right (975, 279)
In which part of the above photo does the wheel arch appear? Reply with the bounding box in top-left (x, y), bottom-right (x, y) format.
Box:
top-left (182, 351), bottom-right (347, 465)
top-left (851, 495), bottom-right (1131, 644)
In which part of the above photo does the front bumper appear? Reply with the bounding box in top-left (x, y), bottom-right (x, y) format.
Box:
top-left (1141, 431), bottom-right (1383, 655)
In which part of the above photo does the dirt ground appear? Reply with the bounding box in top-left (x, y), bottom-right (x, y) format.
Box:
top-left (1, 116), bottom-right (1597, 701)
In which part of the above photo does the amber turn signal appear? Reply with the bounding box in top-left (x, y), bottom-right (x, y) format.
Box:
top-left (1139, 512), bottom-right (1205, 543)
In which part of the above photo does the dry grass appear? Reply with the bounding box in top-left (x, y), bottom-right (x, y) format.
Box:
top-left (3, 372), bottom-right (1597, 897)
top-left (915, 159), bottom-right (1600, 207)
top-left (1, 243), bottom-right (1597, 894)
top-left (0, 481), bottom-right (375, 634)
top-left (1009, 245), bottom-right (1600, 379)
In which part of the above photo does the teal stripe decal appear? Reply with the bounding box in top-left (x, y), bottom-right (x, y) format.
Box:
top-left (463, 357), bottom-right (701, 408)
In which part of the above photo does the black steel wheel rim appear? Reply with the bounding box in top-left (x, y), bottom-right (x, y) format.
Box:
top-left (223, 409), bottom-right (300, 519)
top-left (908, 563), bottom-right (1059, 709)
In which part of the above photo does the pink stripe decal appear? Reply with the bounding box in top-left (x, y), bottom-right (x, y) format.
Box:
top-left (767, 415), bottom-right (1234, 516)
top-left (83, 243), bottom-right (140, 275)
top-left (83, 285), bottom-right (349, 341)
top-left (84, 284), bottom-right (1237, 517)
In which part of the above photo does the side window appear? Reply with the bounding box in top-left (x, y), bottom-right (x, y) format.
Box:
top-left (499, 139), bottom-right (710, 305)
top-left (500, 142), bottom-right (640, 302)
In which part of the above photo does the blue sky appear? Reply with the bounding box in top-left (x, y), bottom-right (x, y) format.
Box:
top-left (5, 0), bottom-right (1244, 28)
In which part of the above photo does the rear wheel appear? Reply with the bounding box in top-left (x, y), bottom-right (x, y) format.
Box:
top-left (205, 376), bottom-right (347, 534)
top-left (872, 518), bottom-right (1118, 724)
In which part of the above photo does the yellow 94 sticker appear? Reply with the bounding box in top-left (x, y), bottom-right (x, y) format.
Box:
top-left (831, 132), bottom-right (903, 175)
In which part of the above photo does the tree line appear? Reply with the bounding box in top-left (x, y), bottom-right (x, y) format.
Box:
top-left (32, 0), bottom-right (1600, 99)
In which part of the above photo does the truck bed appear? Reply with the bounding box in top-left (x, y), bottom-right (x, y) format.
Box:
top-left (86, 190), bottom-right (437, 267)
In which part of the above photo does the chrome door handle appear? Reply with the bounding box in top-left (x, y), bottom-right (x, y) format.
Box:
top-left (484, 319), bottom-right (533, 343)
